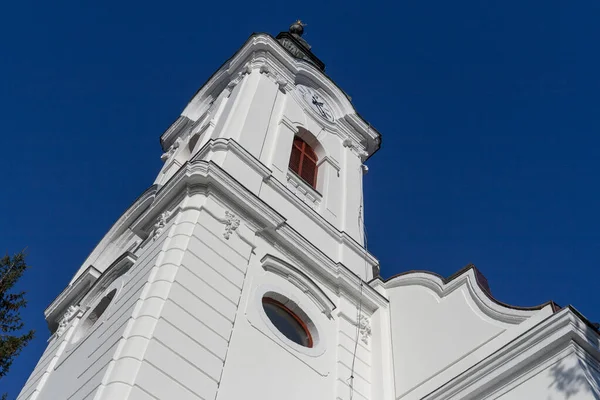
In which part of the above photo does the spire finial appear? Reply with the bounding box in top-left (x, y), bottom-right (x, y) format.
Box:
top-left (289, 20), bottom-right (306, 36)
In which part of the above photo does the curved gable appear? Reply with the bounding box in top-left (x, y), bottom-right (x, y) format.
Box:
top-left (376, 266), bottom-right (556, 397)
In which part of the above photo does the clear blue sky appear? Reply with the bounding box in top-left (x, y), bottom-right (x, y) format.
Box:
top-left (2, 0), bottom-right (599, 397)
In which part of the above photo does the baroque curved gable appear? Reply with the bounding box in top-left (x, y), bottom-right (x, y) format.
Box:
top-left (372, 266), bottom-right (557, 397)
top-left (376, 265), bottom-right (556, 324)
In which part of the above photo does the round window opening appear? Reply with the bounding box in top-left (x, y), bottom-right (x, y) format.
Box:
top-left (262, 297), bottom-right (313, 348)
top-left (72, 289), bottom-right (117, 343)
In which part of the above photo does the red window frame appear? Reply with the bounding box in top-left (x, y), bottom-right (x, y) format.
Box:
top-left (289, 136), bottom-right (318, 189)
top-left (262, 297), bottom-right (313, 348)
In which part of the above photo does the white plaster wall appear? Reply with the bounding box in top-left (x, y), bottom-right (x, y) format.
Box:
top-left (16, 327), bottom-right (64, 400)
top-left (387, 284), bottom-right (511, 397)
top-left (335, 301), bottom-right (373, 400)
top-left (214, 233), bottom-right (377, 400)
top-left (130, 201), bottom-right (253, 400)
top-left (18, 219), bottom-right (170, 400)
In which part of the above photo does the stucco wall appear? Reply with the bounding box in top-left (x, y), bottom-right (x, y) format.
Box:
top-left (387, 282), bottom-right (509, 396)
top-left (127, 201), bottom-right (253, 400)
top-left (17, 219), bottom-right (169, 400)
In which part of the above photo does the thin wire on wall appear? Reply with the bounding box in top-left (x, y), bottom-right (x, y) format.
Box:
top-left (348, 132), bottom-right (371, 400)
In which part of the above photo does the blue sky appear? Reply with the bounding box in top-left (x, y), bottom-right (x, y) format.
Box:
top-left (2, 0), bottom-right (599, 397)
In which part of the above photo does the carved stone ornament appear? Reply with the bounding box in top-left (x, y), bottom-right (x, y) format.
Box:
top-left (227, 79), bottom-right (240, 91)
top-left (55, 305), bottom-right (79, 337)
top-left (240, 63), bottom-right (252, 77)
top-left (160, 137), bottom-right (181, 162)
top-left (153, 211), bottom-right (171, 241)
top-left (279, 37), bottom-right (310, 62)
top-left (343, 138), bottom-right (368, 161)
top-left (223, 210), bottom-right (240, 240)
top-left (275, 77), bottom-right (288, 91)
top-left (259, 64), bottom-right (270, 75)
top-left (358, 314), bottom-right (372, 345)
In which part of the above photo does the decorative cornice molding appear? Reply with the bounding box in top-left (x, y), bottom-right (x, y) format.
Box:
top-left (264, 172), bottom-right (379, 271)
top-left (193, 138), bottom-right (273, 179)
top-left (190, 137), bottom-right (378, 272)
top-left (261, 254), bottom-right (336, 318)
top-left (285, 170), bottom-right (322, 211)
top-left (44, 265), bottom-right (101, 332)
top-left (129, 159), bottom-right (385, 310)
top-left (131, 161), bottom-right (286, 240)
top-left (270, 224), bottom-right (388, 312)
top-left (55, 305), bottom-right (79, 338)
top-left (377, 269), bottom-right (548, 325)
top-left (77, 252), bottom-right (137, 310)
top-left (70, 185), bottom-right (157, 284)
top-left (316, 155), bottom-right (341, 172)
top-left (343, 137), bottom-right (368, 161)
top-left (160, 116), bottom-right (194, 151)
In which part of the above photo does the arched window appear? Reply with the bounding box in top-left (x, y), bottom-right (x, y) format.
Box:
top-left (289, 136), bottom-right (318, 188)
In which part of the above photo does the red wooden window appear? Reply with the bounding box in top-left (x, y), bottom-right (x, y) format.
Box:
top-left (289, 137), bottom-right (318, 188)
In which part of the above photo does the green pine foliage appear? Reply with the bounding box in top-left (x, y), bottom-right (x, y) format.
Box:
top-left (0, 251), bottom-right (34, 385)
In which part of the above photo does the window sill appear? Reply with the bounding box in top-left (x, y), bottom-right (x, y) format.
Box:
top-left (286, 169), bottom-right (322, 210)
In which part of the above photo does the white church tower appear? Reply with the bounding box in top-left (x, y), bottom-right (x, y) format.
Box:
top-left (18, 22), bottom-right (600, 400)
top-left (18, 22), bottom-right (385, 400)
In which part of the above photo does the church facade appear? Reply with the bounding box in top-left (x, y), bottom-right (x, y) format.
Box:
top-left (18, 23), bottom-right (600, 400)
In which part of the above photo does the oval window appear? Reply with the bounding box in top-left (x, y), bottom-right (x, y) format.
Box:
top-left (72, 289), bottom-right (117, 343)
top-left (262, 297), bottom-right (313, 348)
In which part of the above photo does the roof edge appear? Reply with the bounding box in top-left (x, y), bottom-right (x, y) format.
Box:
top-left (371, 264), bottom-right (559, 314)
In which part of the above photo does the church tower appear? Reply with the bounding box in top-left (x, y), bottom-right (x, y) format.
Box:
top-left (18, 22), bottom-right (390, 400)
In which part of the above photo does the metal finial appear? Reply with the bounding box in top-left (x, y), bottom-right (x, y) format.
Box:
top-left (289, 20), bottom-right (306, 36)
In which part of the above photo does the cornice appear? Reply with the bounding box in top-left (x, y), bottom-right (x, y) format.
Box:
top-left (131, 160), bottom-right (286, 237)
top-left (44, 265), bottom-right (101, 331)
top-left (271, 224), bottom-right (388, 312)
top-left (69, 185), bottom-right (157, 285)
top-left (264, 171), bottom-right (379, 269)
top-left (160, 115), bottom-right (194, 152)
top-left (129, 158), bottom-right (385, 311)
top-left (45, 252), bottom-right (137, 333)
top-left (261, 254), bottom-right (336, 317)
top-left (193, 138), bottom-right (273, 179)
top-left (191, 137), bottom-right (379, 270)
top-left (77, 252), bottom-right (137, 309)
top-left (374, 267), bottom-right (553, 325)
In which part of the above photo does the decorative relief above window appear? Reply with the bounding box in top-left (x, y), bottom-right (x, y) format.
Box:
top-left (71, 288), bottom-right (117, 344)
top-left (55, 305), bottom-right (79, 338)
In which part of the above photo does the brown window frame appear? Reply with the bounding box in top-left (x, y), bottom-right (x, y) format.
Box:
top-left (289, 136), bottom-right (318, 189)
top-left (262, 297), bottom-right (314, 348)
